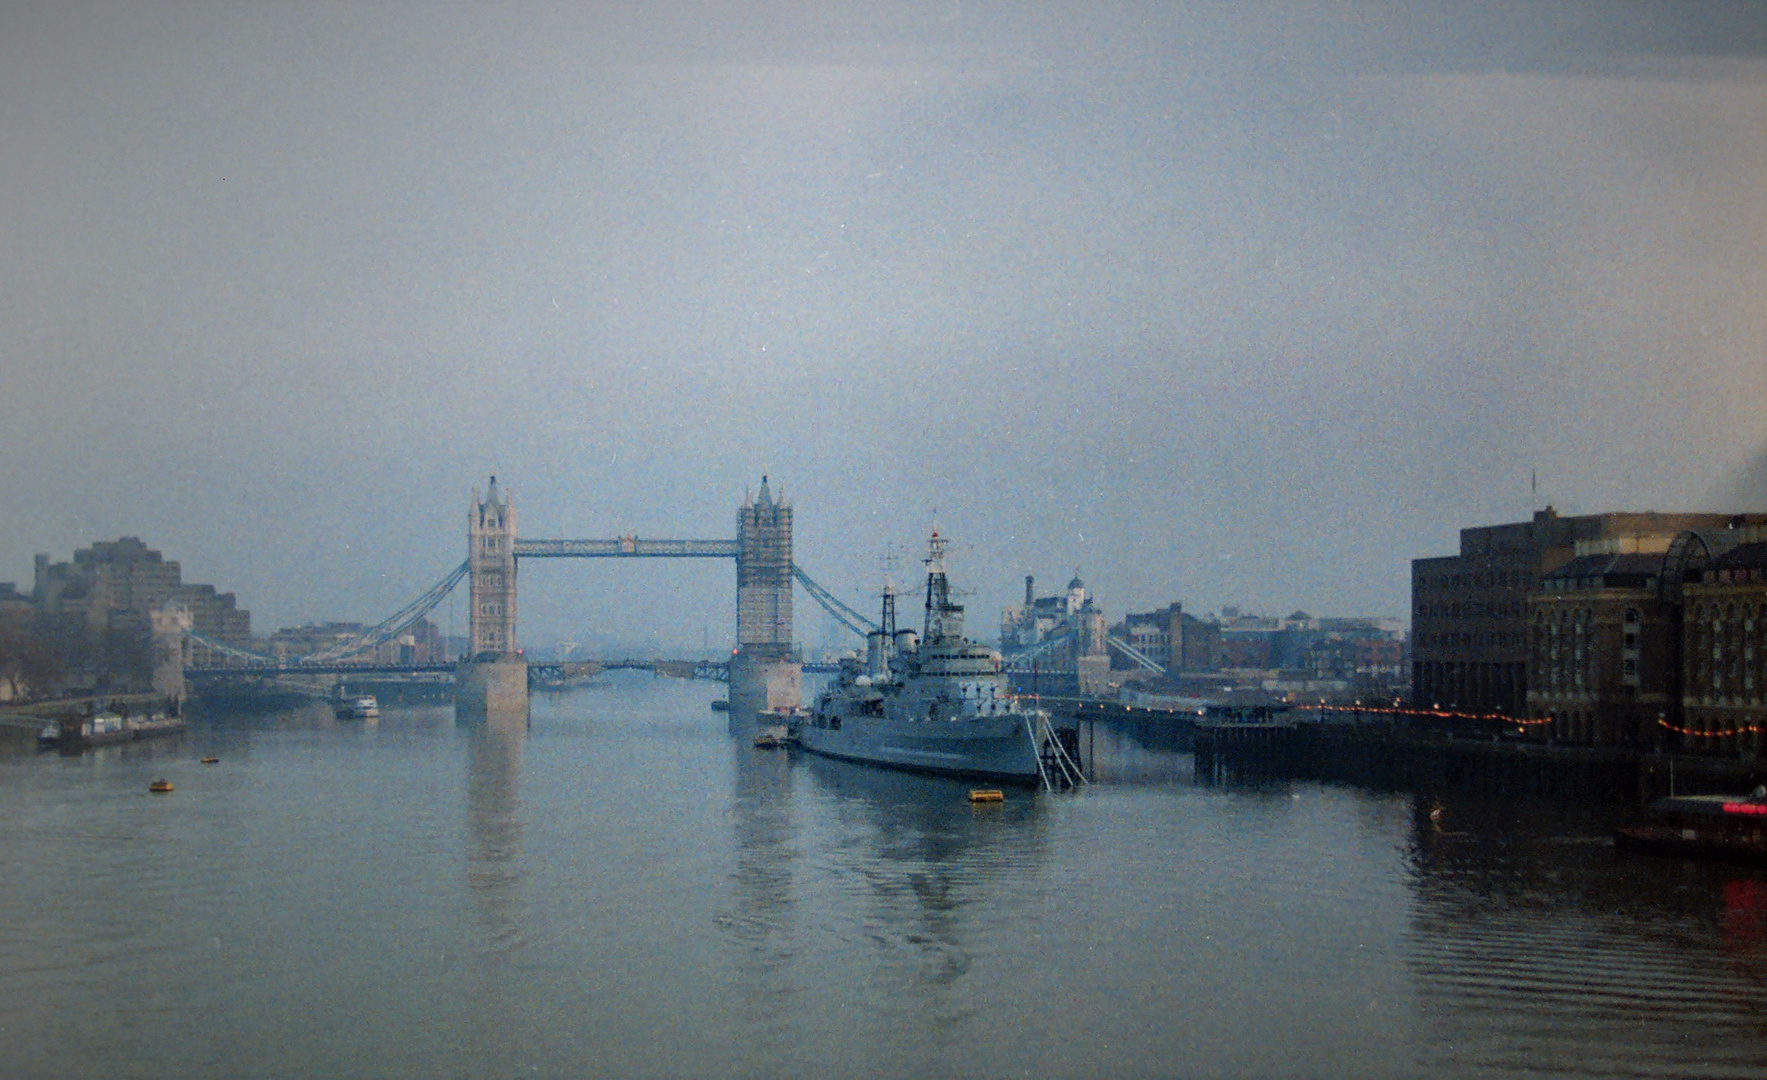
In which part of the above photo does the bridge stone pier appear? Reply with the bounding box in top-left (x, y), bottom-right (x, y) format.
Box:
top-left (454, 475), bottom-right (803, 731)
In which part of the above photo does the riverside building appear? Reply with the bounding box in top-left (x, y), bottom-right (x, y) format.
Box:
top-left (32, 537), bottom-right (251, 667)
top-left (1525, 525), bottom-right (1767, 754)
top-left (1679, 535), bottom-right (1767, 757)
top-left (1412, 509), bottom-right (1766, 718)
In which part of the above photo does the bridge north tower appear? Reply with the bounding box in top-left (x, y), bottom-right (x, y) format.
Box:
top-left (468, 476), bottom-right (518, 656)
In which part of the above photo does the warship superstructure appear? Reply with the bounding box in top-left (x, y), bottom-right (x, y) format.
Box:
top-left (792, 532), bottom-right (1082, 788)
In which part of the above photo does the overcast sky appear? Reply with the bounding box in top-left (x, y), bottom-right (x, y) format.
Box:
top-left (3, 2), bottom-right (1765, 651)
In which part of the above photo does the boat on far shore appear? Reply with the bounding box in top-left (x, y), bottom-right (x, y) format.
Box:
top-left (38, 712), bottom-right (186, 751)
top-left (335, 695), bottom-right (381, 720)
top-left (1615, 787), bottom-right (1767, 864)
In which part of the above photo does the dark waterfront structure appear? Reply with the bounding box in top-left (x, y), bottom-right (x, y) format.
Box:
top-left (1189, 711), bottom-right (1767, 805)
top-left (1411, 508), bottom-right (1766, 719)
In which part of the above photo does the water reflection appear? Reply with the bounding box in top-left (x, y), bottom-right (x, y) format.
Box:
top-left (1403, 790), bottom-right (1767, 1077)
top-left (791, 754), bottom-right (1052, 1056)
top-left (723, 742), bottom-right (800, 1043)
top-left (1723, 879), bottom-right (1767, 951)
top-left (453, 728), bottom-right (528, 1074)
top-left (464, 730), bottom-right (525, 942)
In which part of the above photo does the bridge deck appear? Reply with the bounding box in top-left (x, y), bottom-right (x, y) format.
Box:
top-left (513, 539), bottom-right (738, 558)
top-left (187, 662), bottom-right (457, 677)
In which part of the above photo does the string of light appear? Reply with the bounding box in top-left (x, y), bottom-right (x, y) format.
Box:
top-left (1656, 718), bottom-right (1767, 739)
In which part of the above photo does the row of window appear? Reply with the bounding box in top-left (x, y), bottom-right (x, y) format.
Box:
top-left (1410, 660), bottom-right (1526, 712)
top-left (1686, 602), bottom-right (1766, 703)
top-left (1416, 569), bottom-right (1531, 591)
top-left (1703, 568), bottom-right (1767, 585)
top-left (1417, 630), bottom-right (1525, 649)
top-left (1417, 600), bottom-right (1528, 620)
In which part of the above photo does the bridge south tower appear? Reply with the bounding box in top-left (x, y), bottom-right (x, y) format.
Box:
top-left (730, 476), bottom-right (801, 721)
top-left (735, 477), bottom-right (792, 655)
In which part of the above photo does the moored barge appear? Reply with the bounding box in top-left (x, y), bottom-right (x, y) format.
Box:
top-left (1614, 788), bottom-right (1767, 864)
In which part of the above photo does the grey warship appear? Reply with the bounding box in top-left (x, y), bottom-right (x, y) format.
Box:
top-left (793, 531), bottom-right (1080, 788)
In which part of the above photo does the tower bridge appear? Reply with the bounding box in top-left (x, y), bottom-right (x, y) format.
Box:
top-left (183, 475), bottom-right (869, 729)
top-left (461, 475), bottom-right (806, 728)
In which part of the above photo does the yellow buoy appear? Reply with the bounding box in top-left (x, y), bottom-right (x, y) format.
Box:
top-left (968, 789), bottom-right (1004, 804)
top-left (148, 779), bottom-right (174, 794)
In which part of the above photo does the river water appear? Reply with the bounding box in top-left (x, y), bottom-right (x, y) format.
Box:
top-left (3, 674), bottom-right (1765, 1079)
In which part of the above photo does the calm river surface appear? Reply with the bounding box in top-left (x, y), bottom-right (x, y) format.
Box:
top-left (5, 674), bottom-right (1767, 1079)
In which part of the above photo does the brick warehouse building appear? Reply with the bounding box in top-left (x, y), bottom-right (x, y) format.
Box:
top-left (1527, 545), bottom-right (1685, 747)
top-left (1525, 526), bottom-right (1767, 754)
top-left (1680, 537), bottom-right (1767, 756)
top-left (1412, 509), bottom-right (1767, 717)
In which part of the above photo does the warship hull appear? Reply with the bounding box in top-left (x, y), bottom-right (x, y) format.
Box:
top-left (793, 714), bottom-right (1043, 786)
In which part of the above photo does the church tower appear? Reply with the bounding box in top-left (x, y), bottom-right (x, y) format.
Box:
top-left (468, 476), bottom-right (518, 656)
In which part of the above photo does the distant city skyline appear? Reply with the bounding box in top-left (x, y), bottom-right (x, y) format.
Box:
top-left (4, 3), bottom-right (1764, 647)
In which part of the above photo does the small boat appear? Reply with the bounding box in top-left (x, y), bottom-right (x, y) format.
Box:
top-left (711, 699), bottom-right (731, 713)
top-left (753, 730), bottom-right (788, 749)
top-left (1615, 786), bottom-right (1767, 864)
top-left (968, 789), bottom-right (1005, 803)
top-left (335, 695), bottom-right (380, 720)
top-left (200, 757), bottom-right (220, 765)
top-left (148, 779), bottom-right (174, 794)
top-left (83, 712), bottom-right (130, 746)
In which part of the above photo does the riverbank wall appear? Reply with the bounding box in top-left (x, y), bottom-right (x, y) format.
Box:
top-left (1195, 720), bottom-right (1766, 805)
top-left (1060, 699), bottom-right (1766, 807)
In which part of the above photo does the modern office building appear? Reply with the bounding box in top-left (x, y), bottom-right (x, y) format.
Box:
top-left (32, 537), bottom-right (251, 666)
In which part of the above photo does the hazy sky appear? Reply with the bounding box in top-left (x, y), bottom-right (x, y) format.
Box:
top-left (4, 2), bottom-right (1765, 651)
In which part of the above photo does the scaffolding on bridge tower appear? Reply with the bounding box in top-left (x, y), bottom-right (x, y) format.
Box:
top-left (735, 476), bottom-right (793, 659)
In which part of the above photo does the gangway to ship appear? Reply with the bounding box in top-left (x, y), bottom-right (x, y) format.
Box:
top-left (1028, 713), bottom-right (1088, 791)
